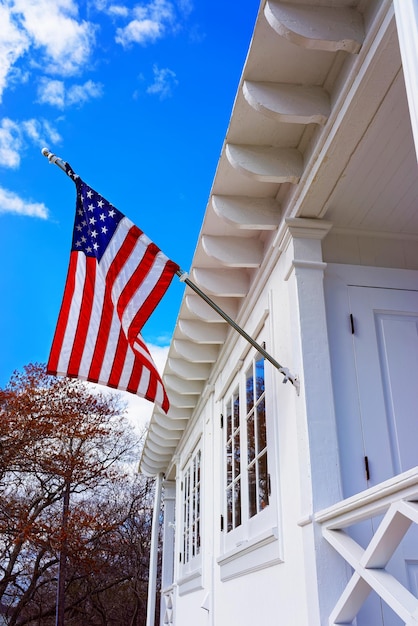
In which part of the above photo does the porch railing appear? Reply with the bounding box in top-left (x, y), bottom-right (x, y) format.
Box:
top-left (160, 585), bottom-right (175, 626)
top-left (315, 467), bottom-right (418, 625)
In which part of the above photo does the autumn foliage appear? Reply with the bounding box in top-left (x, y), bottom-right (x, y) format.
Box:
top-left (0, 364), bottom-right (156, 626)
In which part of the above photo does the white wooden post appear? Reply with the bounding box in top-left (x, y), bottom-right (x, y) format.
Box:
top-left (279, 218), bottom-right (346, 625)
top-left (146, 473), bottom-right (163, 626)
top-left (159, 480), bottom-right (176, 626)
top-left (393, 0), bottom-right (418, 160)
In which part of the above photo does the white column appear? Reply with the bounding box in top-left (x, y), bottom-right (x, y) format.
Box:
top-left (279, 218), bottom-right (347, 625)
top-left (146, 473), bottom-right (163, 626)
top-left (160, 480), bottom-right (176, 590)
top-left (159, 480), bottom-right (176, 626)
top-left (281, 218), bottom-right (341, 511)
top-left (394, 0), bottom-right (418, 160)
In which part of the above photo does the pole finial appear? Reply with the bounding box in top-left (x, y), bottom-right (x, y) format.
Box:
top-left (41, 148), bottom-right (68, 174)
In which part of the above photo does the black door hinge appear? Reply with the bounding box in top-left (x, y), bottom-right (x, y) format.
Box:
top-left (220, 413), bottom-right (224, 429)
top-left (364, 456), bottom-right (370, 481)
top-left (350, 314), bottom-right (355, 334)
top-left (220, 515), bottom-right (224, 531)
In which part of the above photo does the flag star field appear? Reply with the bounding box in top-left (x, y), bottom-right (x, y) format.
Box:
top-left (0, 0), bottom-right (258, 425)
top-left (72, 183), bottom-right (124, 259)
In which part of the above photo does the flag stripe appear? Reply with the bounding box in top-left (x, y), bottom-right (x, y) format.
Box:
top-left (87, 281), bottom-right (115, 382)
top-left (117, 241), bottom-right (160, 326)
top-left (127, 358), bottom-right (143, 393)
top-left (56, 256), bottom-right (87, 375)
top-left (68, 257), bottom-right (96, 374)
top-left (47, 252), bottom-right (78, 373)
top-left (97, 309), bottom-right (125, 384)
top-left (108, 327), bottom-right (129, 389)
top-left (129, 257), bottom-right (178, 343)
top-left (105, 224), bottom-right (141, 301)
top-left (78, 257), bottom-right (106, 378)
top-left (145, 366), bottom-right (158, 406)
top-left (117, 337), bottom-right (136, 391)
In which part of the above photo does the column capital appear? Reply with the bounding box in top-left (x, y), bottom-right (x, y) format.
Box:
top-left (162, 479), bottom-right (176, 499)
top-left (275, 218), bottom-right (332, 280)
top-left (275, 217), bottom-right (333, 252)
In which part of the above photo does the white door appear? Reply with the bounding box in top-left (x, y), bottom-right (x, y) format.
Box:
top-left (348, 285), bottom-right (418, 490)
top-left (329, 283), bottom-right (418, 625)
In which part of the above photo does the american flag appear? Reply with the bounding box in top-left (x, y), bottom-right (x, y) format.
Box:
top-left (47, 165), bottom-right (179, 413)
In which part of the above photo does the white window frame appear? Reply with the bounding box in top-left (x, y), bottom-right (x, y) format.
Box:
top-left (219, 337), bottom-right (282, 578)
top-left (178, 443), bottom-right (203, 594)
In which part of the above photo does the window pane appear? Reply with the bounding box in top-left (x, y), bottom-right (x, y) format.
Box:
top-left (196, 450), bottom-right (201, 485)
top-left (258, 452), bottom-right (269, 510)
top-left (234, 480), bottom-right (241, 528)
top-left (256, 396), bottom-right (266, 453)
top-left (226, 398), bottom-right (232, 440)
top-left (246, 365), bottom-right (254, 414)
top-left (233, 430), bottom-right (241, 478)
top-left (226, 440), bottom-right (232, 484)
top-left (247, 413), bottom-right (255, 463)
top-left (255, 357), bottom-right (265, 401)
top-left (226, 486), bottom-right (233, 532)
top-left (233, 391), bottom-right (240, 430)
top-left (248, 463), bottom-right (257, 518)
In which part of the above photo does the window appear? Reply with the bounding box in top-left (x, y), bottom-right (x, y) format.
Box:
top-left (181, 448), bottom-right (201, 565)
top-left (224, 352), bottom-right (269, 534)
top-left (246, 356), bottom-right (269, 517)
top-left (219, 341), bottom-right (282, 579)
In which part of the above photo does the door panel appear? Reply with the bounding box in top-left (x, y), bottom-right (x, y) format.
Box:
top-left (348, 286), bottom-right (418, 486)
top-left (375, 313), bottom-right (418, 475)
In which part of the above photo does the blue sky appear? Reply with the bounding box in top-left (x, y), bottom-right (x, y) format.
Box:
top-left (0, 0), bottom-right (259, 408)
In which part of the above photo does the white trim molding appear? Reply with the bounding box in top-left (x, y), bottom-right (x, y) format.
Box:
top-left (394, 0), bottom-right (418, 160)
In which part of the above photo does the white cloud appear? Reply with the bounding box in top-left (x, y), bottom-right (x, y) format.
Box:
top-left (12, 0), bottom-right (96, 76)
top-left (91, 0), bottom-right (128, 17)
top-left (107, 5), bottom-right (130, 18)
top-left (177, 0), bottom-right (193, 17)
top-left (0, 186), bottom-right (49, 218)
top-left (115, 0), bottom-right (176, 47)
top-left (37, 78), bottom-right (65, 107)
top-left (0, 117), bottom-right (61, 168)
top-left (42, 120), bottom-right (62, 145)
top-left (0, 4), bottom-right (29, 103)
top-left (21, 118), bottom-right (63, 147)
top-left (0, 119), bottom-right (22, 168)
top-left (116, 18), bottom-right (161, 46)
top-left (37, 77), bottom-right (103, 108)
top-left (146, 65), bottom-right (178, 99)
top-left (67, 80), bottom-right (104, 106)
top-left (0, 0), bottom-right (189, 105)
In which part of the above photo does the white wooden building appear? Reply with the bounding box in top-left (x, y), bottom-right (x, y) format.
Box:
top-left (139, 1), bottom-right (418, 624)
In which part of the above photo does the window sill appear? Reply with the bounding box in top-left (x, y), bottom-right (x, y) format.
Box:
top-left (178, 567), bottom-right (203, 596)
top-left (217, 527), bottom-right (282, 581)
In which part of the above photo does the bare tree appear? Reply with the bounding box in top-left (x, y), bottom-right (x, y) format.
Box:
top-left (0, 364), bottom-right (154, 626)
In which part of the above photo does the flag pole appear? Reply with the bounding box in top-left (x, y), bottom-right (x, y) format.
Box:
top-left (177, 270), bottom-right (299, 393)
top-left (41, 148), bottom-right (300, 394)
